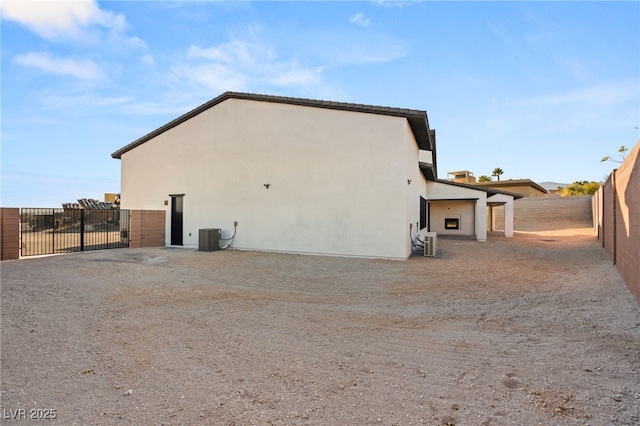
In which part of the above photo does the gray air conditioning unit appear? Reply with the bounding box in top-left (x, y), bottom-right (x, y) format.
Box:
top-left (199, 228), bottom-right (221, 251)
top-left (424, 232), bottom-right (437, 257)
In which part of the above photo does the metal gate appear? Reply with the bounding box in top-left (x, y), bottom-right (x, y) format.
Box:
top-left (19, 208), bottom-right (130, 256)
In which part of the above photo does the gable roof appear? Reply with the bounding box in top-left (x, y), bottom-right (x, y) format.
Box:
top-left (111, 91), bottom-right (437, 162)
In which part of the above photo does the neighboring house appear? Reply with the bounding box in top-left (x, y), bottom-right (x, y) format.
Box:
top-left (112, 92), bottom-right (517, 259)
top-left (447, 170), bottom-right (477, 184)
top-left (472, 179), bottom-right (548, 197)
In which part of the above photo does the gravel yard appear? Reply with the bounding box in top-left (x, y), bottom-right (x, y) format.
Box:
top-left (1, 222), bottom-right (639, 425)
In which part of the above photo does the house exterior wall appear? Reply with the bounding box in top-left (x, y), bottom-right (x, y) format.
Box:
top-left (120, 99), bottom-right (425, 259)
top-left (425, 181), bottom-right (487, 240)
top-left (405, 127), bottom-right (429, 243)
top-left (429, 200), bottom-right (475, 236)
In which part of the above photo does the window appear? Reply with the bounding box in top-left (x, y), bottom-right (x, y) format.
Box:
top-left (420, 196), bottom-right (427, 230)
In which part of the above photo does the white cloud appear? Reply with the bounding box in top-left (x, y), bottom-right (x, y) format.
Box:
top-left (350, 12), bottom-right (371, 27)
top-left (372, 0), bottom-right (415, 8)
top-left (13, 51), bottom-right (105, 80)
top-left (0, 0), bottom-right (125, 40)
top-left (119, 35), bottom-right (147, 50)
top-left (172, 28), bottom-right (411, 96)
top-left (141, 54), bottom-right (156, 67)
top-left (187, 41), bottom-right (256, 66)
top-left (172, 63), bottom-right (248, 93)
top-left (176, 40), bottom-right (325, 93)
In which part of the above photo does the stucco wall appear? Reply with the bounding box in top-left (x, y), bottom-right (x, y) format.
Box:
top-left (429, 200), bottom-right (475, 236)
top-left (1, 208), bottom-right (20, 260)
top-left (594, 141), bottom-right (640, 302)
top-left (425, 181), bottom-right (487, 240)
top-left (405, 123), bottom-right (429, 247)
top-left (120, 99), bottom-right (426, 259)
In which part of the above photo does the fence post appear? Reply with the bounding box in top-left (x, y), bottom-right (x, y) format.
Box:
top-left (51, 208), bottom-right (55, 254)
top-left (80, 210), bottom-right (85, 251)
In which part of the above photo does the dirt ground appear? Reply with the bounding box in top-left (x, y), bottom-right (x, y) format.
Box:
top-left (1, 221), bottom-right (639, 425)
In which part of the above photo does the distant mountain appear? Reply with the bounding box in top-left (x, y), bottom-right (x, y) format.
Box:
top-left (539, 181), bottom-right (569, 191)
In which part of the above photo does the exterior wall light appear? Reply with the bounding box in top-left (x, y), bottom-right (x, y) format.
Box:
top-left (264, 184), bottom-right (271, 189)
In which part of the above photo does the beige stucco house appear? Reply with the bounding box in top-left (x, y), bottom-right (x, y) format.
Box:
top-left (472, 179), bottom-right (548, 197)
top-left (112, 92), bottom-right (516, 259)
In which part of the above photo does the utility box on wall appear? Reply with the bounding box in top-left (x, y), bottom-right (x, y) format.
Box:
top-left (199, 228), bottom-right (221, 251)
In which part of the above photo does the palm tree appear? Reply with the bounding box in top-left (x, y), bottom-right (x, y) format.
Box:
top-left (492, 167), bottom-right (504, 181)
top-left (478, 175), bottom-right (493, 182)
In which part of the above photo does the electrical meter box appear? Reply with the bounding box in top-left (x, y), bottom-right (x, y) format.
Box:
top-left (199, 228), bottom-right (221, 251)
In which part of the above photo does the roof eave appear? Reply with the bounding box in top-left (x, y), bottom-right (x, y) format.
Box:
top-left (111, 91), bottom-right (435, 159)
top-left (419, 162), bottom-right (437, 181)
top-left (433, 179), bottom-right (524, 199)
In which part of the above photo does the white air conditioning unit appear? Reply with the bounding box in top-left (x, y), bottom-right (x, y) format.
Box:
top-left (424, 232), bottom-right (437, 257)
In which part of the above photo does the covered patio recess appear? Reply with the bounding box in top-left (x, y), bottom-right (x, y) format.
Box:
top-left (425, 180), bottom-right (521, 241)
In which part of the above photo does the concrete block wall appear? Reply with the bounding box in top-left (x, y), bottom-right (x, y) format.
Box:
top-left (614, 146), bottom-right (640, 301)
top-left (493, 196), bottom-right (593, 230)
top-left (1, 208), bottom-right (20, 260)
top-left (129, 210), bottom-right (166, 248)
top-left (594, 141), bottom-right (640, 302)
top-left (515, 196), bottom-right (593, 222)
top-left (606, 142), bottom-right (639, 301)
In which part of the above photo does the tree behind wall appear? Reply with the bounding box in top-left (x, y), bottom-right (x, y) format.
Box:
top-left (561, 181), bottom-right (601, 196)
top-left (492, 168), bottom-right (504, 181)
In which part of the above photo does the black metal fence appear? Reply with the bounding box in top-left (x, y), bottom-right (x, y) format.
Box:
top-left (19, 208), bottom-right (130, 257)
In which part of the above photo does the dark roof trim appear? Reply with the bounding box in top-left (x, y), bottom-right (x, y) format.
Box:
top-left (433, 179), bottom-right (524, 199)
top-left (112, 91), bottom-right (436, 159)
top-left (419, 161), bottom-right (437, 182)
top-left (426, 198), bottom-right (480, 202)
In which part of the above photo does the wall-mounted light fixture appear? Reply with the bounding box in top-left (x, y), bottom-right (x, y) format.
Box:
top-left (264, 183), bottom-right (271, 189)
top-left (407, 179), bottom-right (412, 185)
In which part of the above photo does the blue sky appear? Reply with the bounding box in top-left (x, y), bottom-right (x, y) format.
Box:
top-left (1, 1), bottom-right (639, 207)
